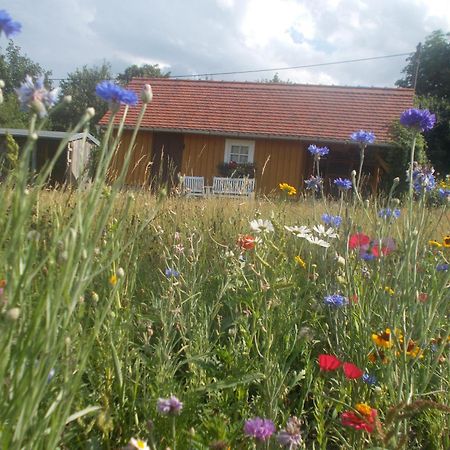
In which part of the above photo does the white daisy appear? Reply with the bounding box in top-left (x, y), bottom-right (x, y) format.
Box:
top-left (129, 438), bottom-right (149, 450)
top-left (250, 219), bottom-right (275, 233)
top-left (306, 235), bottom-right (331, 248)
top-left (313, 224), bottom-right (339, 239)
top-left (284, 225), bottom-right (312, 239)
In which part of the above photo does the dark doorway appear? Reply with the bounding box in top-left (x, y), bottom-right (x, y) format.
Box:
top-left (151, 132), bottom-right (183, 190)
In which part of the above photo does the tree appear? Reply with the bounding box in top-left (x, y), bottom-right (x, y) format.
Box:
top-left (116, 64), bottom-right (170, 85)
top-left (0, 41), bottom-right (52, 128)
top-left (396, 30), bottom-right (450, 174)
top-left (51, 62), bottom-right (113, 132)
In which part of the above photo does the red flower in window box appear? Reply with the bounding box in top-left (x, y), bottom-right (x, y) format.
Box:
top-left (343, 362), bottom-right (364, 379)
top-left (318, 354), bottom-right (342, 371)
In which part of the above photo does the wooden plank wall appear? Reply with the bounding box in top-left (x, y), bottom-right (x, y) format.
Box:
top-left (181, 133), bottom-right (305, 194)
top-left (108, 129), bottom-right (153, 186)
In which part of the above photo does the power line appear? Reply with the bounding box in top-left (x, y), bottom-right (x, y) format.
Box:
top-left (48, 51), bottom-right (412, 82)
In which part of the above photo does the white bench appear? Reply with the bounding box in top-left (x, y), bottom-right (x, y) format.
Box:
top-left (180, 175), bottom-right (205, 197)
top-left (212, 177), bottom-right (255, 198)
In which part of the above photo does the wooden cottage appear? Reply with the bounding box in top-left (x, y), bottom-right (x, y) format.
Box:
top-left (101, 79), bottom-right (414, 194)
top-left (0, 129), bottom-right (99, 185)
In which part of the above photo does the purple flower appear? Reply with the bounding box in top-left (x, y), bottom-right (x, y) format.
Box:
top-left (360, 251), bottom-right (376, 261)
top-left (362, 373), bottom-right (377, 385)
top-left (438, 188), bottom-right (450, 199)
top-left (244, 417), bottom-right (275, 441)
top-left (308, 144), bottom-right (330, 158)
top-left (436, 264), bottom-right (449, 272)
top-left (324, 294), bottom-right (349, 307)
top-left (350, 130), bottom-right (375, 145)
top-left (165, 268), bottom-right (180, 278)
top-left (409, 164), bottom-right (436, 193)
top-left (321, 213), bottom-right (342, 228)
top-left (400, 108), bottom-right (436, 132)
top-left (305, 175), bottom-right (323, 192)
top-left (378, 208), bottom-right (401, 220)
top-left (15, 75), bottom-right (60, 118)
top-left (157, 396), bottom-right (183, 415)
top-left (277, 417), bottom-right (303, 448)
top-left (95, 81), bottom-right (138, 111)
top-left (334, 178), bottom-right (352, 191)
top-left (0, 10), bottom-right (21, 38)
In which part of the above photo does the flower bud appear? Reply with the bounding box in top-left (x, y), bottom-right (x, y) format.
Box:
top-left (0, 80), bottom-right (5, 88)
top-left (30, 132), bottom-right (38, 141)
top-left (86, 107), bottom-right (95, 119)
top-left (393, 177), bottom-right (400, 185)
top-left (141, 84), bottom-right (153, 104)
top-left (116, 267), bottom-right (125, 278)
top-left (391, 198), bottom-right (400, 205)
top-left (63, 95), bottom-right (72, 104)
top-left (6, 307), bottom-right (20, 321)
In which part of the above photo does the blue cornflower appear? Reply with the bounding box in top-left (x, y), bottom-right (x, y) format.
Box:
top-left (350, 130), bottom-right (375, 145)
top-left (95, 81), bottom-right (138, 111)
top-left (305, 175), bottom-right (323, 192)
top-left (324, 294), bottom-right (349, 307)
top-left (360, 251), bottom-right (376, 261)
top-left (409, 164), bottom-right (436, 193)
top-left (15, 75), bottom-right (60, 118)
top-left (165, 268), bottom-right (180, 278)
top-left (0, 10), bottom-right (21, 38)
top-left (400, 108), bottom-right (436, 132)
top-left (378, 208), bottom-right (401, 220)
top-left (308, 144), bottom-right (330, 158)
top-left (321, 213), bottom-right (342, 228)
top-left (334, 178), bottom-right (352, 191)
top-left (438, 188), bottom-right (450, 199)
top-left (362, 373), bottom-right (377, 385)
top-left (436, 264), bottom-right (449, 272)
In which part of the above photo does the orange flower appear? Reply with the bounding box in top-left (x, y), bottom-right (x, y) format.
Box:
top-left (443, 235), bottom-right (450, 248)
top-left (237, 235), bottom-right (256, 250)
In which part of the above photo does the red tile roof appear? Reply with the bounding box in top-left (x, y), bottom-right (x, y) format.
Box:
top-left (101, 78), bottom-right (414, 143)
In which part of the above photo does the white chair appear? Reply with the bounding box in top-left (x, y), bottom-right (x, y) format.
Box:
top-left (180, 175), bottom-right (205, 197)
top-left (212, 177), bottom-right (255, 198)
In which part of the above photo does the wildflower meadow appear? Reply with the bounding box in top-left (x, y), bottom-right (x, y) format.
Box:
top-left (0, 9), bottom-right (449, 450)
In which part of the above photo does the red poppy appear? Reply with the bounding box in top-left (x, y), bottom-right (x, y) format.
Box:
top-left (343, 362), bottom-right (364, 379)
top-left (371, 237), bottom-right (396, 257)
top-left (350, 294), bottom-right (358, 303)
top-left (238, 235), bottom-right (255, 250)
top-left (417, 292), bottom-right (428, 303)
top-left (318, 354), bottom-right (342, 371)
top-left (341, 407), bottom-right (377, 433)
top-left (348, 233), bottom-right (370, 249)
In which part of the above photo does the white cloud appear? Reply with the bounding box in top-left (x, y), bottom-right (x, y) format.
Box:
top-left (5, 0), bottom-right (450, 87)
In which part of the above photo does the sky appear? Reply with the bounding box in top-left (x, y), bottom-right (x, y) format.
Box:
top-left (6, 0), bottom-right (450, 87)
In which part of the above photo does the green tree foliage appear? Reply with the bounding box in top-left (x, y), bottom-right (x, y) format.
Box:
top-left (51, 62), bottom-right (113, 132)
top-left (0, 41), bottom-right (52, 128)
top-left (116, 63), bottom-right (170, 85)
top-left (396, 30), bottom-right (450, 174)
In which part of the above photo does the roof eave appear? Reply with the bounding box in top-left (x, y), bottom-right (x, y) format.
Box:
top-left (117, 125), bottom-right (394, 147)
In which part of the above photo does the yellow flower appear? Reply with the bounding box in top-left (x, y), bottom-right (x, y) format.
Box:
top-left (384, 286), bottom-right (395, 296)
top-left (429, 240), bottom-right (442, 248)
top-left (279, 182), bottom-right (297, 196)
top-left (372, 328), bottom-right (393, 348)
top-left (356, 403), bottom-right (372, 417)
top-left (294, 255), bottom-right (306, 269)
top-left (109, 274), bottom-right (117, 286)
top-left (443, 235), bottom-right (450, 248)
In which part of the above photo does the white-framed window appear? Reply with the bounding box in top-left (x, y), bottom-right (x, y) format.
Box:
top-left (224, 139), bottom-right (255, 164)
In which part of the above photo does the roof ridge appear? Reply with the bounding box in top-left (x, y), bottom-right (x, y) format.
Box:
top-left (129, 77), bottom-right (415, 92)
